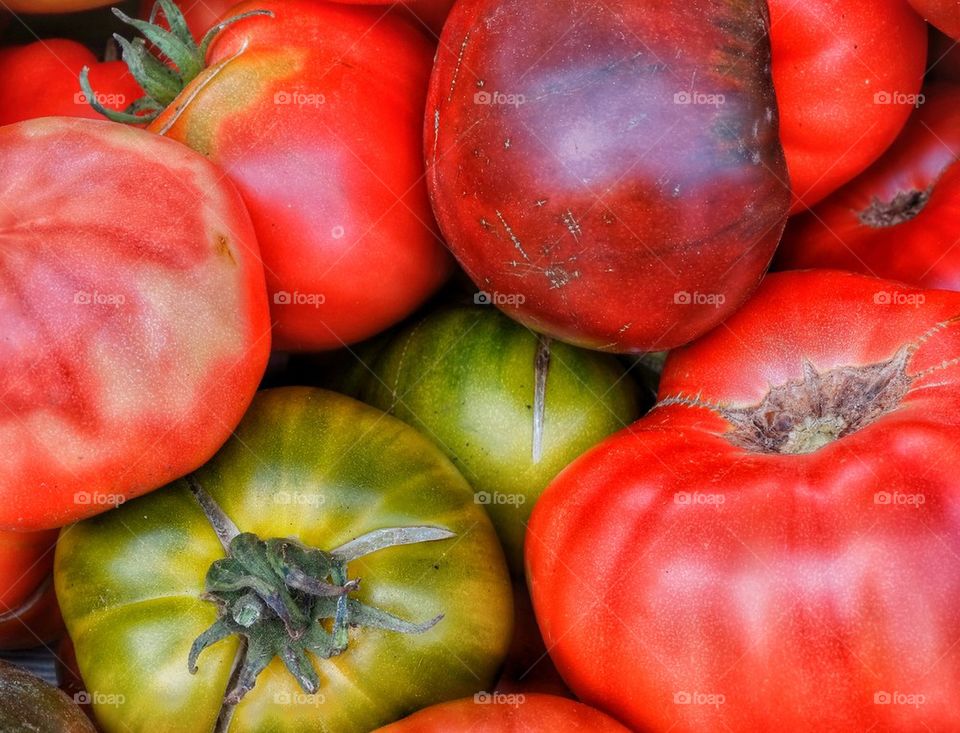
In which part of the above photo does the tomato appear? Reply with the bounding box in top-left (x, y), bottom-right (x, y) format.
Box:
top-left (373, 693), bottom-right (630, 732)
top-left (771, 0), bottom-right (928, 211)
top-left (0, 529), bottom-right (62, 649)
top-left (0, 40), bottom-right (142, 126)
top-left (928, 27), bottom-right (960, 81)
top-left (909, 0), bottom-right (960, 40)
top-left (55, 387), bottom-right (512, 733)
top-left (528, 270), bottom-right (960, 732)
top-left (334, 305), bottom-right (640, 573)
top-left (0, 660), bottom-right (95, 732)
top-left (426, 0), bottom-right (789, 353)
top-left (98, 0), bottom-right (451, 351)
top-left (0, 118), bottom-right (270, 530)
top-left (776, 84), bottom-right (960, 288)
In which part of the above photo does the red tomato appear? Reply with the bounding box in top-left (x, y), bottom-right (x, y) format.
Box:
top-left (0, 40), bottom-right (142, 126)
top-left (909, 0), bottom-right (960, 40)
top-left (373, 693), bottom-right (630, 732)
top-left (776, 84), bottom-right (960, 288)
top-left (528, 270), bottom-right (960, 732)
top-left (427, 0), bottom-right (789, 353)
top-left (928, 27), bottom-right (960, 81)
top-left (135, 0), bottom-right (450, 351)
top-left (0, 118), bottom-right (270, 530)
top-left (1, 0), bottom-right (109, 12)
top-left (770, 0), bottom-right (928, 211)
top-left (0, 529), bottom-right (62, 650)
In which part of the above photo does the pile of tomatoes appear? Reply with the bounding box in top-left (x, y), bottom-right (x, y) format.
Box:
top-left (2, 0), bottom-right (960, 731)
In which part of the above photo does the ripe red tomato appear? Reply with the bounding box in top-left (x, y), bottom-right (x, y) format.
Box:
top-left (0, 529), bottom-right (60, 650)
top-left (0, 40), bottom-right (142, 126)
top-left (427, 0), bottom-right (789, 353)
top-left (528, 270), bottom-right (960, 732)
top-left (374, 693), bottom-right (630, 732)
top-left (1, 0), bottom-right (109, 12)
top-left (776, 84), bottom-right (960, 288)
top-left (770, 0), bottom-right (927, 211)
top-left (112, 0), bottom-right (451, 351)
top-left (0, 118), bottom-right (270, 530)
top-left (909, 0), bottom-right (960, 40)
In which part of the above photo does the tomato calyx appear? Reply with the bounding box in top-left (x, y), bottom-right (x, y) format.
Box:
top-left (184, 476), bottom-right (453, 709)
top-left (859, 186), bottom-right (933, 228)
top-left (78, 0), bottom-right (271, 124)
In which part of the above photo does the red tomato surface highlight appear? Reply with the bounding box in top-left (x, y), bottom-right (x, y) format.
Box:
top-left (529, 270), bottom-right (960, 732)
top-left (777, 84), bottom-right (960, 288)
top-left (770, 0), bottom-right (927, 211)
top-left (0, 40), bottom-right (142, 126)
top-left (148, 0), bottom-right (451, 351)
top-left (374, 693), bottom-right (630, 732)
top-left (0, 118), bottom-right (270, 530)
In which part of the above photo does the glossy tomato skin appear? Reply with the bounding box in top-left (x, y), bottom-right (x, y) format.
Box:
top-left (771, 0), bottom-right (927, 211)
top-left (0, 118), bottom-right (270, 530)
top-left (427, 0), bottom-right (789, 353)
top-left (909, 0), bottom-right (960, 40)
top-left (0, 40), bottom-right (142, 125)
top-left (0, 661), bottom-right (94, 732)
top-left (56, 388), bottom-right (512, 733)
top-left (0, 529), bottom-right (62, 649)
top-left (373, 693), bottom-right (630, 732)
top-left (528, 270), bottom-right (960, 732)
top-left (776, 84), bottom-right (960, 288)
top-left (150, 0), bottom-right (451, 351)
top-left (335, 306), bottom-right (640, 573)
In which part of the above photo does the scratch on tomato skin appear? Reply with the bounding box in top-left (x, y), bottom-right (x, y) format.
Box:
top-left (562, 210), bottom-right (582, 241)
top-left (432, 108), bottom-right (440, 163)
top-left (448, 31), bottom-right (472, 102)
top-left (534, 199), bottom-right (548, 208)
top-left (495, 209), bottom-right (531, 262)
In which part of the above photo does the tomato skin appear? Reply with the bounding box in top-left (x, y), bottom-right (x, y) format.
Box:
top-left (776, 84), bottom-right (960, 288)
top-left (335, 306), bottom-right (640, 574)
top-left (0, 660), bottom-right (95, 732)
top-left (373, 693), bottom-right (630, 732)
top-left (150, 0), bottom-right (451, 352)
top-left (427, 0), bottom-right (789, 353)
top-left (55, 387), bottom-right (512, 733)
top-left (528, 270), bottom-right (960, 732)
top-left (909, 0), bottom-right (960, 39)
top-left (771, 0), bottom-right (927, 212)
top-left (0, 40), bottom-right (142, 126)
top-left (0, 529), bottom-right (63, 649)
top-left (1, 0), bottom-right (109, 13)
top-left (0, 118), bottom-right (270, 530)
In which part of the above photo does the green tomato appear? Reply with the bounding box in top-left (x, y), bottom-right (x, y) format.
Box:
top-left (0, 660), bottom-right (95, 732)
top-left (55, 388), bottom-right (512, 733)
top-left (333, 306), bottom-right (641, 574)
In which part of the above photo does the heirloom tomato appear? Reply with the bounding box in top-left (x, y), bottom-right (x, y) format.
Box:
top-left (0, 118), bottom-right (269, 530)
top-left (0, 661), bottom-right (94, 732)
top-left (56, 388), bottom-right (512, 733)
top-left (529, 270), bottom-right (960, 732)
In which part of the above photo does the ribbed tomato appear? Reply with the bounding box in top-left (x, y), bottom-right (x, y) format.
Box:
top-left (529, 270), bottom-right (960, 732)
top-left (0, 118), bottom-right (270, 530)
top-left (776, 84), bottom-right (960, 288)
